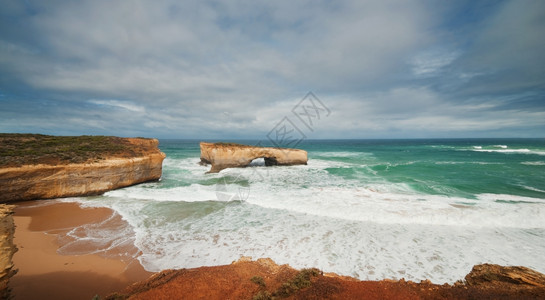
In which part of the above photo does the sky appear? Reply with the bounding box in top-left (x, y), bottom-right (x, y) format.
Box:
top-left (0, 0), bottom-right (544, 139)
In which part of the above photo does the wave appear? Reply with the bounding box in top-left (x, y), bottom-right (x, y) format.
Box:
top-left (312, 151), bottom-right (371, 158)
top-left (97, 155), bottom-right (545, 229)
top-left (104, 184), bottom-right (239, 202)
top-left (244, 186), bottom-right (545, 228)
top-left (520, 185), bottom-right (545, 193)
top-left (477, 193), bottom-right (545, 204)
top-left (56, 210), bottom-right (138, 259)
top-left (435, 161), bottom-right (503, 165)
top-left (64, 189), bottom-right (545, 284)
top-left (521, 161), bottom-right (545, 166)
top-left (471, 148), bottom-right (545, 156)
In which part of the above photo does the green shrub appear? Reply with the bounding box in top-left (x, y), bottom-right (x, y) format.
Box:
top-left (251, 268), bottom-right (320, 300)
top-left (251, 276), bottom-right (266, 288)
top-left (0, 133), bottom-right (152, 167)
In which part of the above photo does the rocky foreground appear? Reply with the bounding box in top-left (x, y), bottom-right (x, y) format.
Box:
top-left (107, 257), bottom-right (545, 300)
top-left (0, 134), bottom-right (165, 202)
top-left (0, 205), bottom-right (16, 299)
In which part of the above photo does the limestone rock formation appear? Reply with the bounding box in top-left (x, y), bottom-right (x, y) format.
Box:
top-left (200, 142), bottom-right (308, 173)
top-left (0, 205), bottom-right (17, 299)
top-left (0, 137), bottom-right (166, 203)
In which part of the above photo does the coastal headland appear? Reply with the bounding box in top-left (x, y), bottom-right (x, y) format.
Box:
top-left (200, 142), bottom-right (308, 173)
top-left (0, 134), bottom-right (166, 203)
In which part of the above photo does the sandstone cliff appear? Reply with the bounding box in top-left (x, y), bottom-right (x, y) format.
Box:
top-left (107, 258), bottom-right (545, 299)
top-left (200, 142), bottom-right (307, 173)
top-left (0, 205), bottom-right (16, 299)
top-left (0, 135), bottom-right (166, 203)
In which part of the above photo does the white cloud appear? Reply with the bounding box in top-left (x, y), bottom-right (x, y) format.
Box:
top-left (411, 48), bottom-right (460, 76)
top-left (88, 99), bottom-right (145, 112)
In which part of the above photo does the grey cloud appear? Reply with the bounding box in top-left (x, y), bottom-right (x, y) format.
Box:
top-left (0, 0), bottom-right (543, 138)
top-left (451, 0), bottom-right (545, 96)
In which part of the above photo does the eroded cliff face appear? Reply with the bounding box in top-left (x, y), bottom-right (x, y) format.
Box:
top-left (0, 138), bottom-right (165, 203)
top-left (0, 205), bottom-right (16, 299)
top-left (200, 142), bottom-right (307, 173)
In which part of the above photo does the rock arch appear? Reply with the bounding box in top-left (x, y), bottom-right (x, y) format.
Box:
top-left (199, 142), bottom-right (307, 173)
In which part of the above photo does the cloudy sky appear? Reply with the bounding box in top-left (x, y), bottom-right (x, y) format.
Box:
top-left (1, 0), bottom-right (544, 139)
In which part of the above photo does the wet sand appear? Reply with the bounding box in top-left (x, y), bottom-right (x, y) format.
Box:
top-left (10, 201), bottom-right (152, 300)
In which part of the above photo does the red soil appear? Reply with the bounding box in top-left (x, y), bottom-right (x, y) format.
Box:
top-left (108, 258), bottom-right (545, 300)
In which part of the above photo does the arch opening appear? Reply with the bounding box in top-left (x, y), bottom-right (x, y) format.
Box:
top-left (248, 157), bottom-right (265, 166)
top-left (247, 157), bottom-right (278, 167)
top-left (264, 157), bottom-right (278, 166)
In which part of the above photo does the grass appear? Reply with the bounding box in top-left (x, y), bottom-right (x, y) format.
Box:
top-left (251, 268), bottom-right (321, 300)
top-left (211, 142), bottom-right (262, 148)
top-left (0, 133), bottom-right (152, 167)
top-left (208, 141), bottom-right (301, 151)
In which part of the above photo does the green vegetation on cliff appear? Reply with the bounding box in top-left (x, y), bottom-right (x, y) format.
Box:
top-left (0, 133), bottom-right (153, 167)
top-left (251, 268), bottom-right (321, 300)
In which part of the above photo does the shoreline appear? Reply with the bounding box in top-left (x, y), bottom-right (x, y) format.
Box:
top-left (10, 200), bottom-right (152, 300)
top-left (4, 200), bottom-right (545, 299)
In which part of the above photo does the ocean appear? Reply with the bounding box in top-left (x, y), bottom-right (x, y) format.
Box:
top-left (59, 139), bottom-right (545, 283)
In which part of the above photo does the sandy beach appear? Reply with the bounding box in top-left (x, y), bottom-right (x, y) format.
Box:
top-left (10, 201), bottom-right (152, 300)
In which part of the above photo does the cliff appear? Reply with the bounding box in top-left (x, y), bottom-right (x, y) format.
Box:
top-left (107, 258), bottom-right (545, 299)
top-left (0, 134), bottom-right (166, 203)
top-left (200, 142), bottom-right (308, 173)
top-left (0, 205), bottom-right (16, 299)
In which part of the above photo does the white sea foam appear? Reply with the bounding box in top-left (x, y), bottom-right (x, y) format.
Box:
top-left (313, 151), bottom-right (372, 158)
top-left (521, 185), bottom-right (545, 193)
top-left (477, 193), bottom-right (545, 204)
top-left (493, 145), bottom-right (508, 149)
top-left (521, 161), bottom-right (545, 166)
top-left (435, 161), bottom-right (503, 165)
top-left (471, 148), bottom-right (545, 155)
top-left (104, 184), bottom-right (221, 202)
top-left (435, 161), bottom-right (465, 165)
top-left (245, 184), bottom-right (545, 228)
top-left (56, 211), bottom-right (138, 259)
top-left (307, 158), bottom-right (353, 168)
top-left (63, 192), bottom-right (545, 283)
top-left (57, 151), bottom-right (545, 284)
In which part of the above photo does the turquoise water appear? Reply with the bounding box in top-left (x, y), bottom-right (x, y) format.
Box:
top-left (62, 139), bottom-right (545, 283)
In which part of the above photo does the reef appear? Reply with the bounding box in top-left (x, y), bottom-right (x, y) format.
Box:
top-left (200, 142), bottom-right (308, 173)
